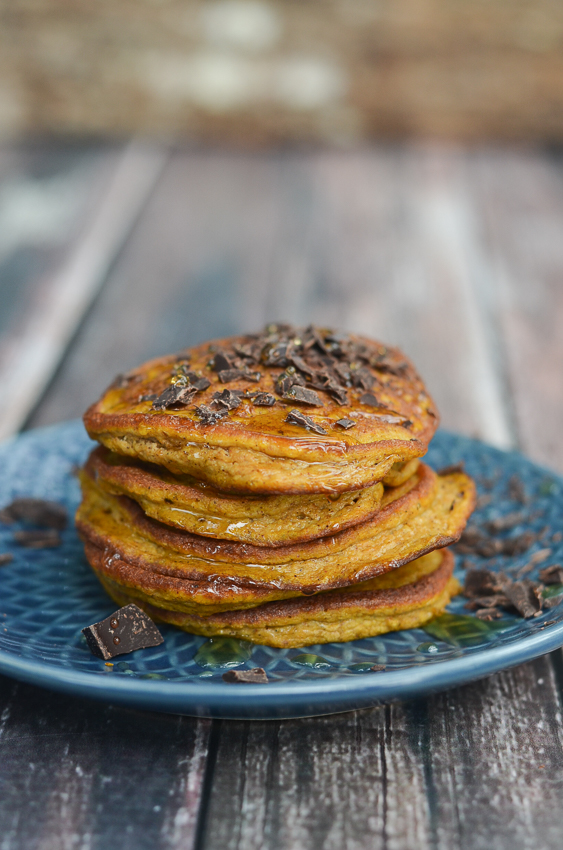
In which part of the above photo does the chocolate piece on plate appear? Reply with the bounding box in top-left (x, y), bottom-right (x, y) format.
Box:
top-left (82, 603), bottom-right (164, 660)
top-left (222, 667), bottom-right (269, 684)
top-left (539, 564), bottom-right (563, 585)
top-left (335, 418), bottom-right (356, 430)
top-left (0, 498), bottom-right (67, 529)
top-left (285, 409), bottom-right (327, 436)
top-left (0, 553), bottom-right (13, 566)
top-left (252, 392), bottom-right (276, 406)
top-left (13, 529), bottom-right (61, 548)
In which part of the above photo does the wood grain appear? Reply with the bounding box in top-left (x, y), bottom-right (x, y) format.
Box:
top-left (0, 676), bottom-right (211, 850)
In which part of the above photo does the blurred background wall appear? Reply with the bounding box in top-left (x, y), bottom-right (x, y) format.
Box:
top-left (1, 0), bottom-right (563, 145)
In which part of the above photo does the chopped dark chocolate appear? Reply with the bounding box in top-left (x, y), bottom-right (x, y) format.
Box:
top-left (485, 511), bottom-right (527, 533)
top-left (504, 580), bottom-right (542, 619)
top-left (464, 568), bottom-right (504, 598)
top-left (82, 604), bottom-right (164, 660)
top-left (194, 404), bottom-right (229, 425)
top-left (0, 553), bottom-right (13, 566)
top-left (289, 353), bottom-right (316, 378)
top-left (476, 608), bottom-right (503, 621)
top-left (252, 392), bottom-right (276, 406)
top-left (276, 372), bottom-right (306, 395)
top-left (283, 386), bottom-right (323, 406)
top-left (151, 384), bottom-right (196, 411)
top-left (285, 409), bottom-right (327, 436)
top-left (212, 389), bottom-right (243, 411)
top-left (350, 366), bottom-right (376, 391)
top-left (13, 529), bottom-right (61, 548)
top-left (437, 462), bottom-right (465, 477)
top-left (212, 351), bottom-right (236, 372)
top-left (508, 474), bottom-right (527, 504)
top-left (359, 392), bottom-right (384, 408)
top-left (539, 565), bottom-right (563, 585)
top-left (222, 667), bottom-right (269, 684)
top-left (0, 498), bottom-right (67, 529)
top-left (335, 418), bottom-right (356, 430)
top-left (138, 393), bottom-right (158, 403)
top-left (369, 664), bottom-right (386, 672)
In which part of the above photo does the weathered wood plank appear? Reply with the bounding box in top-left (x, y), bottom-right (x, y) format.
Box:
top-left (419, 656), bottom-right (563, 850)
top-left (0, 141), bottom-right (166, 441)
top-left (201, 707), bottom-right (432, 850)
top-left (468, 150), bottom-right (563, 473)
top-left (0, 675), bottom-right (210, 850)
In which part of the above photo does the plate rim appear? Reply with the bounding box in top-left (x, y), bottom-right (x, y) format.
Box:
top-left (1, 420), bottom-right (563, 718)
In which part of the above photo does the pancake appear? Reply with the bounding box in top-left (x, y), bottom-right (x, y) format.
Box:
top-left (96, 549), bottom-right (458, 647)
top-left (83, 325), bottom-right (439, 494)
top-left (85, 446), bottom-right (389, 546)
top-left (76, 463), bottom-right (475, 614)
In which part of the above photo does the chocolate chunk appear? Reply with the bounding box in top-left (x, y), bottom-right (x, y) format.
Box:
top-left (276, 372), bottom-right (306, 395)
top-left (476, 608), bottom-right (502, 621)
top-left (262, 342), bottom-right (291, 367)
top-left (437, 462), bottom-right (465, 477)
top-left (194, 404), bottom-right (229, 425)
top-left (82, 604), bottom-right (164, 660)
top-left (212, 389), bottom-right (243, 411)
top-left (486, 511), bottom-right (527, 533)
top-left (233, 342), bottom-right (261, 364)
top-left (335, 418), bottom-right (356, 430)
top-left (369, 664), bottom-right (386, 672)
top-left (544, 596), bottom-right (563, 610)
top-left (465, 593), bottom-right (511, 610)
top-left (285, 409), bottom-right (327, 436)
top-left (289, 353), bottom-right (316, 379)
top-left (539, 565), bottom-right (563, 585)
top-left (182, 373), bottom-right (211, 392)
top-left (0, 553), bottom-right (13, 566)
top-left (504, 580), bottom-right (542, 618)
top-left (508, 474), bottom-right (527, 504)
top-left (13, 529), bottom-right (61, 548)
top-left (252, 393), bottom-right (276, 406)
top-left (212, 351), bottom-right (236, 372)
top-left (138, 393), bottom-right (158, 403)
top-left (283, 386), bottom-right (323, 406)
top-left (351, 367), bottom-right (376, 391)
top-left (152, 384), bottom-right (196, 411)
top-left (0, 498), bottom-right (67, 530)
top-left (359, 392), bottom-right (384, 408)
top-left (222, 667), bottom-right (269, 684)
top-left (326, 386), bottom-right (349, 406)
top-left (464, 568), bottom-right (504, 598)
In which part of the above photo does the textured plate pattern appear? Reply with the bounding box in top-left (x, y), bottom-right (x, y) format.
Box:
top-left (1, 421), bottom-right (563, 718)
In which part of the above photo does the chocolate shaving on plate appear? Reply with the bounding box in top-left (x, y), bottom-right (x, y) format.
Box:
top-left (222, 667), bottom-right (269, 684)
top-left (285, 409), bottom-right (327, 436)
top-left (0, 498), bottom-right (67, 529)
top-left (539, 564), bottom-right (563, 585)
top-left (13, 529), bottom-right (61, 548)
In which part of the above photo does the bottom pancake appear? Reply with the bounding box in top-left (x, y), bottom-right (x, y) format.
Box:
top-left (97, 549), bottom-right (457, 648)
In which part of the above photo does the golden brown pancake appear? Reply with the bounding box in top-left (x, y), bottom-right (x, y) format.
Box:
top-left (96, 549), bottom-right (458, 647)
top-left (76, 464), bottom-right (475, 614)
top-left (85, 446), bottom-right (389, 546)
top-left (83, 325), bottom-right (439, 494)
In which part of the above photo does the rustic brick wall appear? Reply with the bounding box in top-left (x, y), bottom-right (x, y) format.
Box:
top-left (1, 0), bottom-right (562, 143)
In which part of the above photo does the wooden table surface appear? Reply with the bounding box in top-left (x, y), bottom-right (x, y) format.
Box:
top-left (1, 141), bottom-right (563, 850)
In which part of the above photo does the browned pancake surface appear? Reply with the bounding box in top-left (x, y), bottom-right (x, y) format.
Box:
top-left (84, 325), bottom-right (439, 493)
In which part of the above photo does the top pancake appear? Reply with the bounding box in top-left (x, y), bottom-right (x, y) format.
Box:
top-left (84, 324), bottom-right (439, 494)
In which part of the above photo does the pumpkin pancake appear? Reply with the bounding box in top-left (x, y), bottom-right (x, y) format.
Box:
top-left (85, 446), bottom-right (388, 546)
top-left (76, 464), bottom-right (475, 614)
top-left (95, 549), bottom-right (458, 647)
top-left (83, 325), bottom-right (439, 494)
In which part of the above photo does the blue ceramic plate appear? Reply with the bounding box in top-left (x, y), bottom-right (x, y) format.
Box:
top-left (1, 421), bottom-right (563, 719)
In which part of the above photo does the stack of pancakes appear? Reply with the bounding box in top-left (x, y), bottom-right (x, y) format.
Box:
top-left (78, 324), bottom-right (475, 648)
